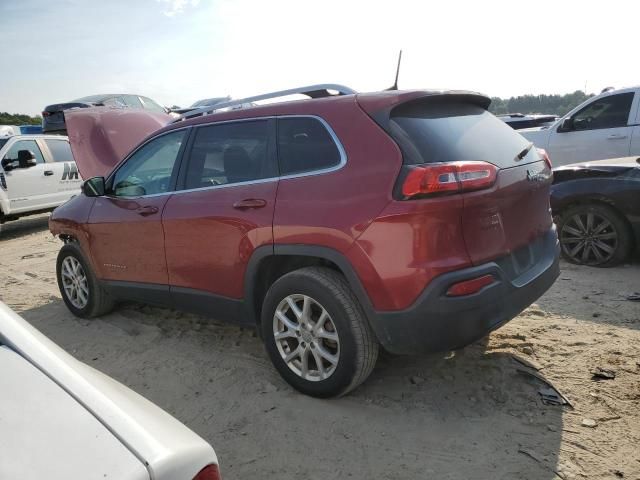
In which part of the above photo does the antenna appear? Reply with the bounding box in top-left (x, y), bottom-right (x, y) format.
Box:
top-left (386, 50), bottom-right (402, 91)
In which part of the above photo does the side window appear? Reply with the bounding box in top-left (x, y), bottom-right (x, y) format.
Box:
top-left (44, 139), bottom-right (74, 162)
top-left (140, 97), bottom-right (166, 113)
top-left (123, 95), bottom-right (143, 109)
top-left (184, 120), bottom-right (275, 189)
top-left (2, 140), bottom-right (45, 164)
top-left (572, 93), bottom-right (634, 131)
top-left (112, 130), bottom-right (187, 197)
top-left (277, 117), bottom-right (341, 175)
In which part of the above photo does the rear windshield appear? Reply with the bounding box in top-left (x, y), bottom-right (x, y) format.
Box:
top-left (390, 101), bottom-right (532, 167)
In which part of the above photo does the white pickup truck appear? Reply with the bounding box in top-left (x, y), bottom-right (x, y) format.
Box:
top-left (0, 133), bottom-right (82, 224)
top-left (520, 86), bottom-right (640, 167)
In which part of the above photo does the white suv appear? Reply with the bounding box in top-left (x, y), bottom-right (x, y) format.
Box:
top-left (0, 134), bottom-right (82, 224)
top-left (520, 86), bottom-right (640, 167)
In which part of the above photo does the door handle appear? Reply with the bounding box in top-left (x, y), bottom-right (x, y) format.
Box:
top-left (232, 198), bottom-right (267, 210)
top-left (44, 170), bottom-right (54, 176)
top-left (136, 205), bottom-right (159, 216)
top-left (607, 134), bottom-right (628, 140)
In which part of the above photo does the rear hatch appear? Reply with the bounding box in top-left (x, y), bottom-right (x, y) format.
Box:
top-left (361, 93), bottom-right (553, 265)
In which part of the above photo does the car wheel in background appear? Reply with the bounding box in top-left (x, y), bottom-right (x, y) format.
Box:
top-left (56, 242), bottom-right (115, 317)
top-left (557, 203), bottom-right (632, 267)
top-left (261, 267), bottom-right (378, 398)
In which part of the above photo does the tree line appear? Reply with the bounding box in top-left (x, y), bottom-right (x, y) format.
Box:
top-left (0, 112), bottom-right (42, 125)
top-left (489, 91), bottom-right (594, 116)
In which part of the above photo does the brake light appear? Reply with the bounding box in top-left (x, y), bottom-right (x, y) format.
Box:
top-left (41, 111), bottom-right (50, 117)
top-left (401, 161), bottom-right (497, 199)
top-left (446, 274), bottom-right (496, 297)
top-left (537, 148), bottom-right (552, 170)
top-left (193, 464), bottom-right (221, 480)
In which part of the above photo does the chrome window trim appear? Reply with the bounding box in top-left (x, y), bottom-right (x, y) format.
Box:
top-left (110, 114), bottom-right (347, 199)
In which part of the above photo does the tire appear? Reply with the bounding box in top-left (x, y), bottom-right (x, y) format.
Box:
top-left (557, 203), bottom-right (632, 267)
top-left (56, 243), bottom-right (115, 318)
top-left (261, 267), bottom-right (378, 398)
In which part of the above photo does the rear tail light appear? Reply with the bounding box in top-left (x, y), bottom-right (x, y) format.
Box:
top-left (446, 274), bottom-right (496, 297)
top-left (537, 148), bottom-right (552, 170)
top-left (400, 161), bottom-right (498, 199)
top-left (193, 464), bottom-right (221, 480)
top-left (42, 111), bottom-right (51, 117)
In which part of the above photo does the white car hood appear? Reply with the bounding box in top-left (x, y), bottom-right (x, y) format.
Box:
top-left (0, 302), bottom-right (217, 480)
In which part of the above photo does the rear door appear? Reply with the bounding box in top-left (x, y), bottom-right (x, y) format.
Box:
top-left (41, 137), bottom-right (83, 204)
top-left (1, 138), bottom-right (50, 212)
top-left (86, 129), bottom-right (188, 287)
top-left (548, 92), bottom-right (635, 165)
top-left (389, 100), bottom-right (553, 265)
top-left (163, 119), bottom-right (277, 311)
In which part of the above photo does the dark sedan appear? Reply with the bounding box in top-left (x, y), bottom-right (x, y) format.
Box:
top-left (551, 157), bottom-right (640, 266)
top-left (42, 94), bottom-right (167, 134)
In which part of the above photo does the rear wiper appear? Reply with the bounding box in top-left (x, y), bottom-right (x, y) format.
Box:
top-left (515, 142), bottom-right (534, 161)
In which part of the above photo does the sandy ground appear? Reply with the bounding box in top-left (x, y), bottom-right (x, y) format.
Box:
top-left (1, 214), bottom-right (639, 480)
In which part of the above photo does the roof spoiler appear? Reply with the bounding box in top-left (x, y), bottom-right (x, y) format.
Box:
top-left (173, 84), bottom-right (356, 123)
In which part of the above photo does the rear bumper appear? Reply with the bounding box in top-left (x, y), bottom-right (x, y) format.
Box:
top-left (368, 227), bottom-right (560, 354)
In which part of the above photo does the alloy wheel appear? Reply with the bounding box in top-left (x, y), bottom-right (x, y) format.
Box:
top-left (61, 256), bottom-right (89, 309)
top-left (273, 294), bottom-right (340, 381)
top-left (560, 211), bottom-right (618, 265)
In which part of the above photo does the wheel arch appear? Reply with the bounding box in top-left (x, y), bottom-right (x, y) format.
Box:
top-left (244, 245), bottom-right (376, 329)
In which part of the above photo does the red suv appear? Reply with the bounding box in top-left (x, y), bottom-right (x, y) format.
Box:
top-left (49, 86), bottom-right (559, 397)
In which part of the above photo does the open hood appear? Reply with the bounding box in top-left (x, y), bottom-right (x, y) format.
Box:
top-left (65, 107), bottom-right (173, 179)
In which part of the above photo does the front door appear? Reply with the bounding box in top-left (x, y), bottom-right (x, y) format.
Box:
top-left (548, 92), bottom-right (635, 166)
top-left (163, 119), bottom-right (278, 304)
top-left (86, 129), bottom-right (189, 285)
top-left (2, 139), bottom-right (49, 212)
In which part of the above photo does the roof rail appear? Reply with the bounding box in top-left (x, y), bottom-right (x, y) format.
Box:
top-left (173, 83), bottom-right (356, 122)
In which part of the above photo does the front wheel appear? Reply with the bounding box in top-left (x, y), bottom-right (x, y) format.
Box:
top-left (56, 243), bottom-right (115, 318)
top-left (261, 267), bottom-right (378, 398)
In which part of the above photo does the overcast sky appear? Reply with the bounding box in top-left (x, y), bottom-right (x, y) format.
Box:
top-left (1, 0), bottom-right (638, 115)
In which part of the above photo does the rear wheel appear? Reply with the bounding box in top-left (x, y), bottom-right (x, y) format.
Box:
top-left (56, 243), bottom-right (115, 318)
top-left (557, 203), bottom-right (632, 267)
top-left (261, 267), bottom-right (378, 397)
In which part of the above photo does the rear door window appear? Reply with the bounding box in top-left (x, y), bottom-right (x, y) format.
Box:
top-left (571, 93), bottom-right (634, 130)
top-left (44, 139), bottom-right (74, 162)
top-left (389, 101), bottom-right (532, 168)
top-left (277, 117), bottom-right (342, 175)
top-left (183, 120), bottom-right (276, 189)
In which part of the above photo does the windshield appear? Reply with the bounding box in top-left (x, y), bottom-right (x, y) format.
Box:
top-left (73, 94), bottom-right (113, 103)
top-left (0, 139), bottom-right (8, 150)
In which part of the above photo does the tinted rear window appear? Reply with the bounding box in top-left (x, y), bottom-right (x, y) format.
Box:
top-left (278, 117), bottom-right (342, 175)
top-left (390, 101), bottom-right (531, 166)
top-left (44, 139), bottom-right (74, 162)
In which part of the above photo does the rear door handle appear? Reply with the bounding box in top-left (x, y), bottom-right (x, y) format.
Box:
top-left (607, 134), bottom-right (628, 140)
top-left (44, 170), bottom-right (54, 176)
top-left (136, 205), bottom-right (159, 216)
top-left (232, 198), bottom-right (267, 210)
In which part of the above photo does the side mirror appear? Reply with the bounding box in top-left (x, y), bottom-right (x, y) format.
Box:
top-left (83, 176), bottom-right (106, 197)
top-left (17, 150), bottom-right (37, 168)
top-left (558, 118), bottom-right (574, 133)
